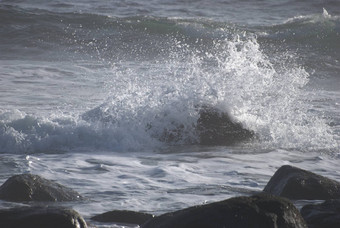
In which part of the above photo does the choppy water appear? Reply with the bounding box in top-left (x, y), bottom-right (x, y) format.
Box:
top-left (0, 0), bottom-right (339, 227)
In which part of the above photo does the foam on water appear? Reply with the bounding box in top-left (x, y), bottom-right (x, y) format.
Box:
top-left (284, 8), bottom-right (336, 24)
top-left (210, 37), bottom-right (337, 151)
top-left (1, 3), bottom-right (340, 228)
top-left (1, 148), bottom-right (339, 219)
top-left (0, 35), bottom-right (337, 154)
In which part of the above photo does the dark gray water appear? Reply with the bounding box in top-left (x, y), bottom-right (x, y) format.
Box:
top-left (0, 0), bottom-right (339, 227)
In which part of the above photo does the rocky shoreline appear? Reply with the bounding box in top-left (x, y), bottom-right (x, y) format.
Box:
top-left (0, 165), bottom-right (339, 227)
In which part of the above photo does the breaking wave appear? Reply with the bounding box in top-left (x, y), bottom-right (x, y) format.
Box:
top-left (0, 34), bottom-right (337, 153)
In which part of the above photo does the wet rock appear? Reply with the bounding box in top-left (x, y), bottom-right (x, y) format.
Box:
top-left (301, 199), bottom-right (340, 228)
top-left (0, 174), bottom-right (82, 202)
top-left (91, 210), bottom-right (154, 225)
top-left (0, 206), bottom-right (87, 228)
top-left (263, 165), bottom-right (340, 200)
top-left (142, 194), bottom-right (307, 228)
top-left (197, 106), bottom-right (254, 145)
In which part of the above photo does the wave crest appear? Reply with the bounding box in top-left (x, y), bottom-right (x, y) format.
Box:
top-left (0, 35), bottom-right (338, 153)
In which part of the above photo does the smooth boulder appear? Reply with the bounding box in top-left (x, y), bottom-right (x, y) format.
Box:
top-left (142, 194), bottom-right (307, 228)
top-left (197, 106), bottom-right (254, 145)
top-left (91, 210), bottom-right (154, 225)
top-left (301, 199), bottom-right (340, 228)
top-left (263, 165), bottom-right (340, 200)
top-left (0, 174), bottom-right (82, 202)
top-left (0, 207), bottom-right (87, 228)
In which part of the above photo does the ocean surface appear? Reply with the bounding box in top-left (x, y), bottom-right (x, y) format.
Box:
top-left (0, 0), bottom-right (339, 227)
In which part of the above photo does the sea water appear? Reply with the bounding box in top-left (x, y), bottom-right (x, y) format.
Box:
top-left (0, 0), bottom-right (339, 227)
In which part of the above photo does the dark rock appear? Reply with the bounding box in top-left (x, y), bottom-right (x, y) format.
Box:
top-left (142, 194), bottom-right (307, 228)
top-left (91, 210), bottom-right (154, 225)
top-left (0, 206), bottom-right (87, 228)
top-left (197, 106), bottom-right (254, 145)
top-left (263, 165), bottom-right (340, 200)
top-left (301, 199), bottom-right (340, 228)
top-left (0, 174), bottom-right (82, 202)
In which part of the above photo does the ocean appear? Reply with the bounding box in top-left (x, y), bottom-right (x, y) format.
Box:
top-left (0, 0), bottom-right (339, 227)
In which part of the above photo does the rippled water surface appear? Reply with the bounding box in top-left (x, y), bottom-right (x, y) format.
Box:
top-left (0, 0), bottom-right (339, 227)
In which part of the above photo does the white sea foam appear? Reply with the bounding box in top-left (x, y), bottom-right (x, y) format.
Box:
top-left (209, 37), bottom-right (337, 151)
top-left (284, 8), bottom-right (338, 24)
top-left (1, 4), bottom-right (340, 228)
top-left (0, 36), bottom-right (337, 153)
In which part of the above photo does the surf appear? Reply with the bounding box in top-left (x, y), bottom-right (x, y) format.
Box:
top-left (0, 34), bottom-right (337, 154)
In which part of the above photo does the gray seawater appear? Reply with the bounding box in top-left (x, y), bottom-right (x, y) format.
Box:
top-left (0, 0), bottom-right (340, 227)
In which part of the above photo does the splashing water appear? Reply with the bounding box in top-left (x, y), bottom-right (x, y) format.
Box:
top-left (208, 36), bottom-right (336, 151)
top-left (86, 35), bottom-right (337, 151)
top-left (0, 35), bottom-right (337, 153)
